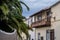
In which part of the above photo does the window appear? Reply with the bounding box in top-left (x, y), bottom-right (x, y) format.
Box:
top-left (46, 10), bottom-right (52, 22)
top-left (37, 15), bottom-right (42, 21)
top-left (46, 30), bottom-right (50, 40)
top-left (47, 10), bottom-right (52, 18)
top-left (38, 33), bottom-right (40, 40)
top-left (46, 29), bottom-right (54, 40)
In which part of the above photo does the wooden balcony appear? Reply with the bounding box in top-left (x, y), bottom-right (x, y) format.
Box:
top-left (31, 18), bottom-right (51, 28)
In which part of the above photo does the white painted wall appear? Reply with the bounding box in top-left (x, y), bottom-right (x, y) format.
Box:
top-left (51, 2), bottom-right (60, 40)
top-left (35, 27), bottom-right (51, 40)
top-left (29, 28), bottom-right (35, 40)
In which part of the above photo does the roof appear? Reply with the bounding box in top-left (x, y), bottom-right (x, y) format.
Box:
top-left (30, 1), bottom-right (60, 17)
top-left (30, 8), bottom-right (50, 17)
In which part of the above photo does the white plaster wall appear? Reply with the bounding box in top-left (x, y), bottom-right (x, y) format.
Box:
top-left (51, 21), bottom-right (60, 40)
top-left (51, 3), bottom-right (60, 40)
top-left (51, 3), bottom-right (60, 20)
top-left (29, 28), bottom-right (35, 40)
top-left (35, 27), bottom-right (51, 40)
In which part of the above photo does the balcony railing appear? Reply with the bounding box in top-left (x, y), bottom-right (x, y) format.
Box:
top-left (31, 17), bottom-right (51, 28)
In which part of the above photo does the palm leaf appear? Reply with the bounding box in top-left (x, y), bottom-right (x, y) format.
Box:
top-left (0, 0), bottom-right (30, 40)
top-left (20, 1), bottom-right (30, 11)
top-left (0, 3), bottom-right (9, 15)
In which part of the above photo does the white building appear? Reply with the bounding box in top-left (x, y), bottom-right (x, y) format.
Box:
top-left (24, 18), bottom-right (35, 40)
top-left (29, 1), bottom-right (60, 40)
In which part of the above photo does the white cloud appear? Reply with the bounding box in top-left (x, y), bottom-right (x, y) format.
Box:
top-left (22, 0), bottom-right (59, 17)
top-left (30, 0), bottom-right (37, 2)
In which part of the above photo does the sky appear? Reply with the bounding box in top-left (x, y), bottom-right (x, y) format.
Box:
top-left (22, 0), bottom-right (59, 18)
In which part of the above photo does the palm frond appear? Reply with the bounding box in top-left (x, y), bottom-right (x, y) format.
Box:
top-left (20, 1), bottom-right (30, 11)
top-left (0, 3), bottom-right (9, 15)
top-left (0, 0), bottom-right (30, 40)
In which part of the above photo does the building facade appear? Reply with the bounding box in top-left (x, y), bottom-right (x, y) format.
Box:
top-left (29, 1), bottom-right (60, 40)
top-left (24, 18), bottom-right (36, 40)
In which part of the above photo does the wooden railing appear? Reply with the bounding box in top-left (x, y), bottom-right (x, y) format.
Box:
top-left (31, 17), bottom-right (51, 28)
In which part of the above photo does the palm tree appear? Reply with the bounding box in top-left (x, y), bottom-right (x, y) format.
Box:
top-left (0, 0), bottom-right (30, 40)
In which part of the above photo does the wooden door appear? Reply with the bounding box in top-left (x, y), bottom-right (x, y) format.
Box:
top-left (50, 29), bottom-right (54, 40)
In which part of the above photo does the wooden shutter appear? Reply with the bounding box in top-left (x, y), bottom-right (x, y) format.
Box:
top-left (50, 29), bottom-right (54, 40)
